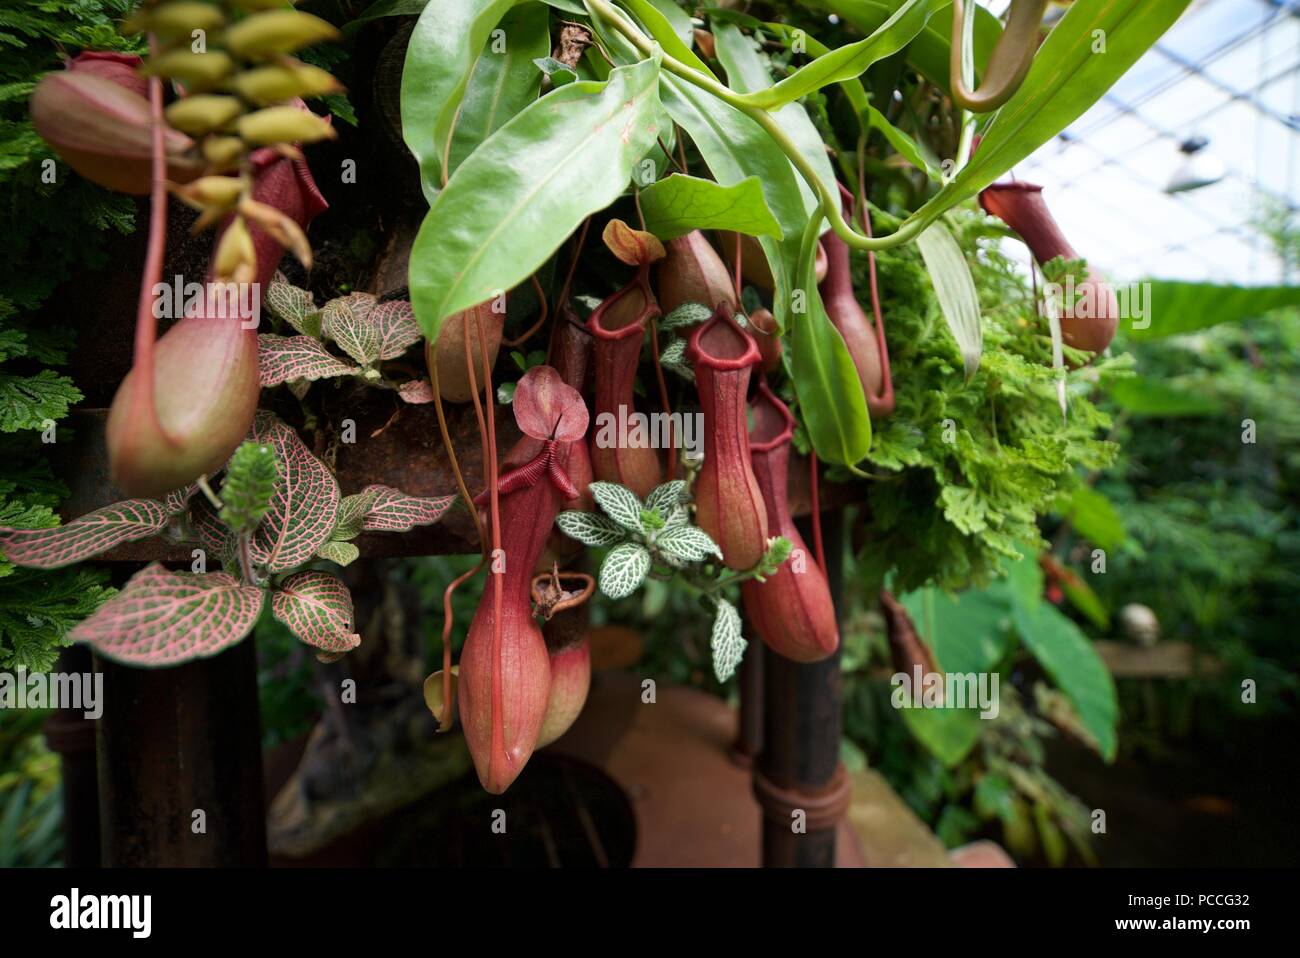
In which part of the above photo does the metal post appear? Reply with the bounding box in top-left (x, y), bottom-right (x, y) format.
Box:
top-left (753, 513), bottom-right (850, 867)
top-left (94, 637), bottom-right (266, 866)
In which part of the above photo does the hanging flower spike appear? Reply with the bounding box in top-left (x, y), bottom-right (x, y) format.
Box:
top-left (459, 366), bottom-right (588, 793)
top-left (30, 60), bottom-right (204, 195)
top-left (739, 381), bottom-right (839, 662)
top-left (687, 305), bottom-right (768, 571)
top-left (105, 148), bottom-right (328, 498)
top-left (949, 0), bottom-right (1049, 113)
top-left (587, 266), bottom-right (663, 498)
top-left (980, 180), bottom-right (1118, 355)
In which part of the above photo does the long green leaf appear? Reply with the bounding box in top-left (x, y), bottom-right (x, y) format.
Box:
top-left (916, 220), bottom-right (982, 380)
top-left (1102, 377), bottom-right (1223, 417)
top-left (620, 0), bottom-right (714, 77)
top-left (409, 55), bottom-right (665, 342)
top-left (738, 0), bottom-right (942, 110)
top-left (655, 72), bottom-right (807, 330)
top-left (1013, 599), bottom-right (1118, 761)
top-left (790, 217), bottom-right (873, 464)
top-left (448, 2), bottom-right (552, 175)
top-left (639, 174), bottom-right (782, 239)
top-left (763, 21), bottom-right (943, 181)
top-left (925, 0), bottom-right (1193, 217)
top-left (813, 0), bottom-right (1004, 93)
top-left (711, 21), bottom-right (838, 221)
top-left (1124, 280), bottom-right (1300, 340)
top-left (400, 0), bottom-right (518, 205)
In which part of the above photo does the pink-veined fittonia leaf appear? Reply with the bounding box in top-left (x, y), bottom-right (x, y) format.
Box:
top-left (258, 334), bottom-right (358, 387)
top-left (265, 277), bottom-right (320, 338)
top-left (271, 571), bottom-right (361, 654)
top-left (513, 365), bottom-right (588, 442)
top-left (245, 412), bottom-right (340, 571)
top-left (163, 484), bottom-right (197, 516)
top-left (369, 300), bottom-right (422, 360)
top-left (398, 378), bottom-right (434, 404)
top-left (360, 485), bottom-right (455, 533)
top-left (315, 540), bottom-right (359, 566)
top-left (0, 499), bottom-right (168, 569)
top-left (330, 487), bottom-right (380, 541)
top-left (69, 562), bottom-right (266, 666)
top-left (322, 292), bottom-right (380, 365)
top-left (192, 412), bottom-right (341, 573)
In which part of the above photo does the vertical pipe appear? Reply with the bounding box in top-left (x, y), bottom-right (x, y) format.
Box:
top-left (42, 645), bottom-right (100, 867)
top-left (95, 637), bottom-right (266, 866)
top-left (731, 633), bottom-right (764, 765)
top-left (755, 513), bottom-right (849, 867)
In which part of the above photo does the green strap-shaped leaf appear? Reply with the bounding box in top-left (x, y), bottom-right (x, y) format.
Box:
top-left (709, 598), bottom-right (745, 682)
top-left (762, 22), bottom-right (943, 181)
top-left (1101, 377), bottom-right (1222, 417)
top-left (916, 220), bottom-right (982, 381)
top-left (0, 500), bottom-right (168, 570)
top-left (737, 0), bottom-right (943, 110)
top-left (409, 54), bottom-right (666, 343)
top-left (618, 0), bottom-right (715, 78)
top-left (1012, 598), bottom-right (1118, 762)
top-left (448, 2), bottom-right (552, 175)
top-left (812, 0), bottom-right (1004, 95)
top-left (272, 571), bottom-right (361, 654)
top-left (69, 563), bottom-right (265, 667)
top-left (598, 541), bottom-right (651, 599)
top-left (639, 174), bottom-right (782, 240)
top-left (923, 0), bottom-right (1192, 219)
top-left (711, 21), bottom-right (837, 221)
top-left (1124, 281), bottom-right (1300, 340)
top-left (400, 0), bottom-right (519, 204)
top-left (790, 217), bottom-right (873, 465)
top-left (655, 73), bottom-right (805, 332)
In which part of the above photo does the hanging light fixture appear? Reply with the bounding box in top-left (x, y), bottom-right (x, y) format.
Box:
top-left (1166, 135), bottom-right (1226, 193)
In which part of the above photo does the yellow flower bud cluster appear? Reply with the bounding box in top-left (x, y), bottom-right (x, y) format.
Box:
top-left (124, 0), bottom-right (343, 279)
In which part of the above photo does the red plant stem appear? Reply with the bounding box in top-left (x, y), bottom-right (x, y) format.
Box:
top-left (472, 308), bottom-right (505, 778)
top-left (809, 450), bottom-right (827, 574)
top-left (129, 36), bottom-right (169, 437)
top-left (860, 203), bottom-right (894, 412)
top-left (502, 274), bottom-right (550, 348)
top-left (733, 231), bottom-right (743, 300)
top-left (548, 218), bottom-right (591, 367)
top-left (648, 317), bottom-right (676, 478)
top-left (426, 328), bottom-right (489, 730)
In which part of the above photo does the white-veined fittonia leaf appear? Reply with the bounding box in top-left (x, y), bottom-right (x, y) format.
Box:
top-left (555, 511), bottom-right (627, 547)
top-left (589, 481), bottom-right (645, 535)
top-left (710, 598), bottom-right (746, 682)
top-left (598, 542), bottom-right (651, 600)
